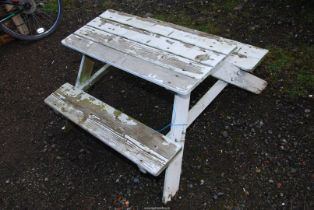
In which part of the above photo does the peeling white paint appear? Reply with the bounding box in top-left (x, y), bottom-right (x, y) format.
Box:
top-left (118, 114), bottom-right (137, 125)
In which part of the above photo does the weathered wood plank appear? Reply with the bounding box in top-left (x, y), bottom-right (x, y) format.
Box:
top-left (45, 83), bottom-right (181, 176)
top-left (102, 10), bottom-right (236, 55)
top-left (4, 5), bottom-right (29, 35)
top-left (62, 34), bottom-right (199, 95)
top-left (163, 93), bottom-right (190, 203)
top-left (211, 60), bottom-right (267, 94)
top-left (87, 17), bottom-right (233, 68)
top-left (75, 25), bottom-right (212, 80)
top-left (101, 9), bottom-right (268, 71)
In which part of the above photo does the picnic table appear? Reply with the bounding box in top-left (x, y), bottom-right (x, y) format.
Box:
top-left (45, 9), bottom-right (268, 203)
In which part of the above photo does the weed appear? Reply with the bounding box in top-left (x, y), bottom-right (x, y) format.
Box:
top-left (264, 46), bottom-right (314, 97)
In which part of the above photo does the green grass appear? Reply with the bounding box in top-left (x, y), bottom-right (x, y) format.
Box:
top-left (101, 0), bottom-right (114, 9)
top-left (42, 1), bottom-right (59, 13)
top-left (222, 0), bottom-right (241, 12)
top-left (265, 48), bottom-right (294, 79)
top-left (42, 0), bottom-right (74, 13)
top-left (264, 46), bottom-right (314, 97)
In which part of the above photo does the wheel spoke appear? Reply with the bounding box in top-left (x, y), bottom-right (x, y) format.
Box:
top-left (35, 9), bottom-right (55, 24)
top-left (0, 0), bottom-right (62, 40)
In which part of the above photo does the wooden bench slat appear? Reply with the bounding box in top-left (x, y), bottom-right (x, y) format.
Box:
top-left (75, 25), bottom-right (212, 80)
top-left (62, 35), bottom-right (199, 95)
top-left (45, 83), bottom-right (182, 176)
top-left (102, 10), bottom-right (268, 71)
top-left (87, 17), bottom-right (233, 68)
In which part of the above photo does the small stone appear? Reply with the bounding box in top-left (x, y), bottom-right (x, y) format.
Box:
top-left (217, 192), bottom-right (224, 196)
top-left (213, 194), bottom-right (218, 200)
top-left (243, 188), bottom-right (249, 195)
top-left (200, 179), bottom-right (204, 185)
top-left (256, 167), bottom-right (261, 173)
top-left (269, 179), bottom-right (274, 183)
top-left (133, 177), bottom-right (140, 184)
top-left (222, 131), bottom-right (228, 138)
top-left (5, 179), bottom-right (10, 184)
top-left (56, 156), bottom-right (62, 160)
top-left (44, 177), bottom-right (49, 182)
top-left (259, 120), bottom-right (264, 127)
top-left (305, 109), bottom-right (311, 113)
top-left (234, 5), bottom-right (243, 11)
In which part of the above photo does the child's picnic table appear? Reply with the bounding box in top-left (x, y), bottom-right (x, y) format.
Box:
top-left (45, 10), bottom-right (268, 203)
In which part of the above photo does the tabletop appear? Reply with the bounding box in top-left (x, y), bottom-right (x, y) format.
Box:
top-left (62, 10), bottom-right (240, 95)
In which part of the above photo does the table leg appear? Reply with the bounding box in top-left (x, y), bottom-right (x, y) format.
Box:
top-left (162, 93), bottom-right (190, 204)
top-left (75, 55), bottom-right (95, 89)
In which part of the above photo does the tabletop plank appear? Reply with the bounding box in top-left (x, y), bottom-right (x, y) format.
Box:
top-left (75, 25), bottom-right (212, 80)
top-left (62, 34), bottom-right (199, 95)
top-left (88, 17), bottom-right (232, 68)
top-left (102, 10), bottom-right (236, 55)
top-left (102, 10), bottom-right (268, 71)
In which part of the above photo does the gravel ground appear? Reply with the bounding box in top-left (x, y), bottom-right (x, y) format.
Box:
top-left (0, 0), bottom-right (313, 209)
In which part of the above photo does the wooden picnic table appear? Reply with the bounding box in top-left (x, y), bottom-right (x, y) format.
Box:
top-left (45, 9), bottom-right (268, 203)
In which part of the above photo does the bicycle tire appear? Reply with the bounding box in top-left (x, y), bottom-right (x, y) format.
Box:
top-left (0, 0), bottom-right (63, 41)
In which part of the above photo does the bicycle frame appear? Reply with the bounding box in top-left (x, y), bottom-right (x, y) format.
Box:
top-left (0, 0), bottom-right (25, 23)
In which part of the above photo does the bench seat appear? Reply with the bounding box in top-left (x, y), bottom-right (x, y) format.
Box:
top-left (45, 83), bottom-right (182, 176)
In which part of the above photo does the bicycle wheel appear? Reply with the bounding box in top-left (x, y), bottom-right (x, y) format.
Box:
top-left (0, 0), bottom-right (62, 41)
